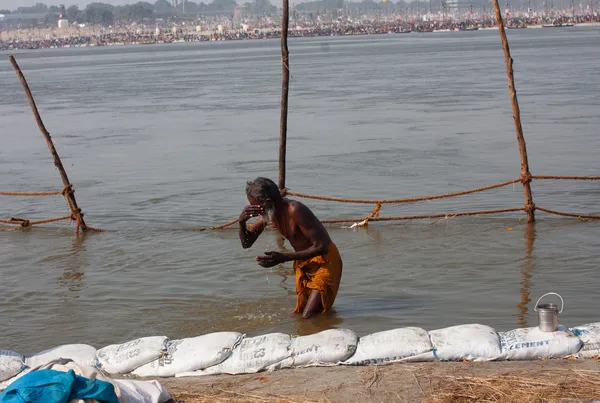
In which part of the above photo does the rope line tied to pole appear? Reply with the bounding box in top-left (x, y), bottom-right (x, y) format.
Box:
top-left (61, 184), bottom-right (74, 196)
top-left (0, 190), bottom-right (63, 196)
top-left (0, 215), bottom-right (74, 227)
top-left (284, 178), bottom-right (522, 204)
top-left (524, 203), bottom-right (536, 213)
top-left (532, 175), bottom-right (600, 181)
top-left (520, 172), bottom-right (533, 184)
top-left (282, 56), bottom-right (289, 71)
top-left (350, 202), bottom-right (382, 228)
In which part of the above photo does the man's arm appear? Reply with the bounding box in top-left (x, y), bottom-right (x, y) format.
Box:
top-left (239, 205), bottom-right (265, 249)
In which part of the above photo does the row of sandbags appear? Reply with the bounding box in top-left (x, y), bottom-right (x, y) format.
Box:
top-left (2, 322), bottom-right (600, 384)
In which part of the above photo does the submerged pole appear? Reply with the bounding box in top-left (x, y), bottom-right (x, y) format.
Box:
top-left (9, 55), bottom-right (92, 232)
top-left (491, 0), bottom-right (535, 223)
top-left (517, 224), bottom-right (536, 328)
top-left (279, 0), bottom-right (290, 190)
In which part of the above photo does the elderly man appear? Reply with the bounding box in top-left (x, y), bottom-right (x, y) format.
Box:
top-left (239, 177), bottom-right (343, 319)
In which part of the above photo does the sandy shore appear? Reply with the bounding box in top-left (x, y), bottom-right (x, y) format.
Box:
top-left (137, 360), bottom-right (600, 402)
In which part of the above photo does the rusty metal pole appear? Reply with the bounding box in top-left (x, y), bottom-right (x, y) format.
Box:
top-left (278, 0), bottom-right (290, 191)
top-left (491, 1), bottom-right (535, 223)
top-left (9, 55), bottom-right (93, 232)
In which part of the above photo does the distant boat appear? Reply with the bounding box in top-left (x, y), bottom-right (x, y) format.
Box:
top-left (459, 27), bottom-right (479, 31)
top-left (507, 25), bottom-right (527, 29)
top-left (542, 23), bottom-right (574, 28)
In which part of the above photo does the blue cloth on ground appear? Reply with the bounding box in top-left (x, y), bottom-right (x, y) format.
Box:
top-left (0, 369), bottom-right (119, 403)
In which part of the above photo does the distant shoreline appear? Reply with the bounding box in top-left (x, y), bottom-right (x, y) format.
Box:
top-left (2, 21), bottom-right (599, 52)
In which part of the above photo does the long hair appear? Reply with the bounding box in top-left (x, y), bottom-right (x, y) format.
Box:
top-left (245, 177), bottom-right (281, 203)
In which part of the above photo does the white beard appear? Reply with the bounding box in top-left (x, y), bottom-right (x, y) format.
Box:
top-left (262, 208), bottom-right (276, 225)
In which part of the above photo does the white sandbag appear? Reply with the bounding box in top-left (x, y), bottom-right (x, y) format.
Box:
top-left (0, 368), bottom-right (31, 391)
top-left (429, 324), bottom-right (501, 361)
top-left (40, 359), bottom-right (116, 387)
top-left (177, 333), bottom-right (291, 376)
top-left (570, 323), bottom-right (600, 358)
top-left (0, 350), bottom-right (25, 382)
top-left (343, 327), bottom-right (433, 365)
top-left (132, 332), bottom-right (243, 377)
top-left (500, 326), bottom-right (583, 360)
top-left (25, 344), bottom-right (97, 369)
top-left (96, 336), bottom-right (168, 374)
top-left (276, 329), bottom-right (358, 369)
top-left (113, 379), bottom-right (172, 403)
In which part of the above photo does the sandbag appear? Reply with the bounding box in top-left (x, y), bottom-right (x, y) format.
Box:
top-left (1, 369), bottom-right (31, 392)
top-left (499, 326), bottom-right (583, 360)
top-left (429, 324), bottom-right (501, 361)
top-left (276, 329), bottom-right (358, 369)
top-left (132, 332), bottom-right (243, 377)
top-left (96, 336), bottom-right (168, 374)
top-left (177, 333), bottom-right (291, 376)
top-left (25, 345), bottom-right (97, 369)
top-left (570, 323), bottom-right (600, 358)
top-left (113, 379), bottom-right (172, 403)
top-left (0, 351), bottom-right (25, 383)
top-left (343, 327), bottom-right (433, 365)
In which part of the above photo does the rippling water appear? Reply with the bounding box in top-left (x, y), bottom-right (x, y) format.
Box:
top-left (1, 29), bottom-right (599, 355)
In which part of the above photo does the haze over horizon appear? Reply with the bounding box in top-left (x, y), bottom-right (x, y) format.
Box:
top-left (3, 0), bottom-right (319, 11)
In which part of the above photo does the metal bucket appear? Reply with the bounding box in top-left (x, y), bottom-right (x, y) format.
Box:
top-left (534, 292), bottom-right (564, 332)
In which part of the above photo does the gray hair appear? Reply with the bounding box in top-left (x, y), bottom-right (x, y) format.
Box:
top-left (246, 177), bottom-right (281, 203)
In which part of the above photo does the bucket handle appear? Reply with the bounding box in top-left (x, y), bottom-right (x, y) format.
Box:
top-left (534, 292), bottom-right (564, 313)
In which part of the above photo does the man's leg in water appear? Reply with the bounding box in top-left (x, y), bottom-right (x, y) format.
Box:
top-left (302, 289), bottom-right (323, 319)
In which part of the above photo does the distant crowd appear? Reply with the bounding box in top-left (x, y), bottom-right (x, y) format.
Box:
top-left (2, 15), bottom-right (599, 51)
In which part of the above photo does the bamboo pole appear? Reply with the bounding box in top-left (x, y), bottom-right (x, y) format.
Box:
top-left (491, 0), bottom-right (535, 223)
top-left (9, 55), bottom-right (92, 232)
top-left (517, 224), bottom-right (536, 328)
top-left (278, 0), bottom-right (290, 190)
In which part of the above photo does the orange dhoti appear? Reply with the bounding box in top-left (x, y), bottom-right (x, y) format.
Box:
top-left (293, 242), bottom-right (343, 314)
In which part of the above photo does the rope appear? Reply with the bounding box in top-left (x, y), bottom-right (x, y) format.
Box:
top-left (0, 215), bottom-right (73, 227)
top-left (0, 190), bottom-right (63, 196)
top-left (0, 218), bottom-right (30, 226)
top-left (171, 218), bottom-right (240, 232)
top-left (282, 56), bottom-right (289, 71)
top-left (350, 202), bottom-right (382, 228)
top-left (320, 208), bottom-right (525, 224)
top-left (532, 175), bottom-right (600, 181)
top-left (0, 185), bottom-right (72, 197)
top-left (285, 178), bottom-right (521, 204)
top-left (30, 215), bottom-right (73, 225)
top-left (536, 207), bottom-right (600, 220)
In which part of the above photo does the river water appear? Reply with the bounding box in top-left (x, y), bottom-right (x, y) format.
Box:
top-left (1, 28), bottom-right (599, 355)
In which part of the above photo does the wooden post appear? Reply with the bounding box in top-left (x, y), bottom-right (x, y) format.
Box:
top-left (9, 55), bottom-right (92, 232)
top-left (278, 0), bottom-right (290, 190)
top-left (516, 224), bottom-right (536, 328)
top-left (491, 0), bottom-right (535, 223)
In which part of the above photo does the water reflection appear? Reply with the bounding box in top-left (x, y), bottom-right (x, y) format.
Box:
top-left (516, 224), bottom-right (536, 328)
top-left (56, 232), bottom-right (87, 301)
top-left (292, 309), bottom-right (345, 336)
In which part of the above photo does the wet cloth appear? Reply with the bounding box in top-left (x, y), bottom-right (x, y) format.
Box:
top-left (0, 369), bottom-right (119, 403)
top-left (293, 242), bottom-right (343, 314)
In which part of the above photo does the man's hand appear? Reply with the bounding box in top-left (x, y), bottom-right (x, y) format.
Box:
top-left (239, 205), bottom-right (263, 223)
top-left (256, 251), bottom-right (287, 268)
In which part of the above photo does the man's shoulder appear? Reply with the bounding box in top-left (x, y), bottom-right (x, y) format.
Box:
top-left (286, 199), bottom-right (312, 215)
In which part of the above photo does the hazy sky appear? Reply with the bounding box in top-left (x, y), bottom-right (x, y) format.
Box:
top-left (2, 0), bottom-right (285, 10)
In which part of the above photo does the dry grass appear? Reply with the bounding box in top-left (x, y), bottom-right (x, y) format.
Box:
top-left (423, 368), bottom-right (600, 403)
top-left (164, 365), bottom-right (600, 402)
top-left (171, 387), bottom-right (328, 403)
